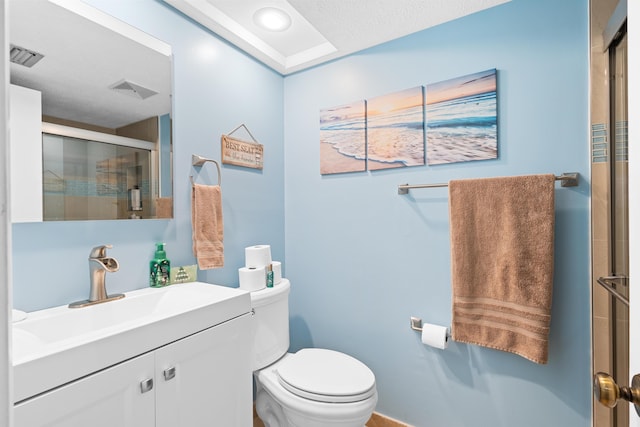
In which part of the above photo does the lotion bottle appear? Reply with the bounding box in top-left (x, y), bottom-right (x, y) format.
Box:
top-left (266, 264), bottom-right (274, 288)
top-left (150, 243), bottom-right (170, 287)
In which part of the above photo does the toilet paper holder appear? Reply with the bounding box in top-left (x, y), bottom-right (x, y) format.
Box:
top-left (410, 316), bottom-right (451, 338)
top-left (410, 316), bottom-right (425, 332)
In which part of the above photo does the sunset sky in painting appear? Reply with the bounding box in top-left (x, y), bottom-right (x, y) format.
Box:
top-left (426, 69), bottom-right (496, 105)
top-left (367, 86), bottom-right (424, 117)
top-left (320, 101), bottom-right (365, 126)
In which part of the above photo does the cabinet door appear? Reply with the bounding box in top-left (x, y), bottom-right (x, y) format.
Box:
top-left (14, 352), bottom-right (155, 427)
top-left (155, 313), bottom-right (252, 427)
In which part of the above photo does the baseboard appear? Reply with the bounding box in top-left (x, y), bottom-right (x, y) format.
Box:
top-left (253, 405), bottom-right (412, 427)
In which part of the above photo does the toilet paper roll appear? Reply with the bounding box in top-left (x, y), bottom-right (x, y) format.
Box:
top-left (245, 245), bottom-right (272, 268)
top-left (272, 261), bottom-right (282, 285)
top-left (239, 266), bottom-right (266, 291)
top-left (421, 323), bottom-right (450, 350)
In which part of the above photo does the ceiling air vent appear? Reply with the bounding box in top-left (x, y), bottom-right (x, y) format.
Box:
top-left (109, 79), bottom-right (158, 100)
top-left (10, 44), bottom-right (44, 68)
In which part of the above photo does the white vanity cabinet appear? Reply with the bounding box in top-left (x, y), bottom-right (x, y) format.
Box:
top-left (14, 351), bottom-right (155, 427)
top-left (14, 314), bottom-right (252, 427)
top-left (155, 313), bottom-right (252, 427)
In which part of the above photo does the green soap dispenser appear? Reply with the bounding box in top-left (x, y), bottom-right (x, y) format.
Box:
top-left (150, 243), bottom-right (170, 287)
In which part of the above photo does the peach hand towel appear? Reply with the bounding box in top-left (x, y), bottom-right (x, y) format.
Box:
top-left (191, 183), bottom-right (224, 269)
top-left (154, 197), bottom-right (173, 219)
top-left (449, 174), bottom-right (555, 364)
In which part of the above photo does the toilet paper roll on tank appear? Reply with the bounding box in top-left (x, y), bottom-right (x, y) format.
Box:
top-left (238, 266), bottom-right (267, 291)
top-left (245, 245), bottom-right (272, 268)
top-left (239, 245), bottom-right (283, 291)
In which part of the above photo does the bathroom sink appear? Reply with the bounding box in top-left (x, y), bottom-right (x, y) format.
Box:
top-left (13, 282), bottom-right (250, 402)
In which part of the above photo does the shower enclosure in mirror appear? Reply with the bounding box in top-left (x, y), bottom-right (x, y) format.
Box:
top-left (42, 124), bottom-right (168, 221)
top-left (9, 0), bottom-right (173, 221)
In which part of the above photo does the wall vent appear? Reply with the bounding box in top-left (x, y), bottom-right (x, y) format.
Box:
top-left (109, 79), bottom-right (158, 100)
top-left (10, 44), bottom-right (44, 68)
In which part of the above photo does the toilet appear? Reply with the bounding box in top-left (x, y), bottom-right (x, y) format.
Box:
top-left (251, 279), bottom-right (378, 427)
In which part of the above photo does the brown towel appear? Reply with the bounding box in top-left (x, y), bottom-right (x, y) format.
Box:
top-left (191, 183), bottom-right (224, 269)
top-left (449, 174), bottom-right (555, 364)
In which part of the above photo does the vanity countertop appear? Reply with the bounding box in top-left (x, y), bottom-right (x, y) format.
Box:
top-left (13, 282), bottom-right (249, 403)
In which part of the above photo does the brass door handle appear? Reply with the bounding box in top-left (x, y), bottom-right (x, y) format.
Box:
top-left (594, 372), bottom-right (640, 417)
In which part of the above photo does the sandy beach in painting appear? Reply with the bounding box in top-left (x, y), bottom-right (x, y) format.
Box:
top-left (320, 142), bottom-right (365, 174)
top-left (320, 100), bottom-right (366, 174)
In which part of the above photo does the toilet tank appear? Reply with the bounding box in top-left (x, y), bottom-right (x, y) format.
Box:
top-left (250, 279), bottom-right (291, 371)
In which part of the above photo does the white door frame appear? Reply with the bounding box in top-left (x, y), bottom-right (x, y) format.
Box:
top-left (0, 0), bottom-right (13, 425)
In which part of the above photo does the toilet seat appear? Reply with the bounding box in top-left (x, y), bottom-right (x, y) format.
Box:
top-left (275, 349), bottom-right (376, 403)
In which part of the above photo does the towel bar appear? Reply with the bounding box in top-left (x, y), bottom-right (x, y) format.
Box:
top-left (190, 154), bottom-right (222, 186)
top-left (398, 172), bottom-right (579, 195)
top-left (596, 276), bottom-right (629, 306)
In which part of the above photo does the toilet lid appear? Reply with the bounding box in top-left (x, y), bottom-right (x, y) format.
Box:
top-left (276, 349), bottom-right (376, 403)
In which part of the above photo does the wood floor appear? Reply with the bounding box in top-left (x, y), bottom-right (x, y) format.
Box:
top-left (253, 407), bottom-right (412, 427)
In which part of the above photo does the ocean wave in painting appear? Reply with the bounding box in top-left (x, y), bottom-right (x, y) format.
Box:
top-left (319, 126), bottom-right (366, 160)
top-left (427, 90), bottom-right (497, 165)
top-left (367, 92), bottom-right (425, 170)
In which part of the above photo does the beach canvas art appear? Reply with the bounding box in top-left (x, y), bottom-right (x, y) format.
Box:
top-left (320, 100), bottom-right (366, 175)
top-left (426, 69), bottom-right (498, 165)
top-left (367, 86), bottom-right (425, 171)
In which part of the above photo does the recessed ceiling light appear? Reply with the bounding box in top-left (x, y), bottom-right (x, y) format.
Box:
top-left (253, 7), bottom-right (292, 32)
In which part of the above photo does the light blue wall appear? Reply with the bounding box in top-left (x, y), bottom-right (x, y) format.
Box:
top-left (283, 0), bottom-right (590, 426)
top-left (11, 0), bottom-right (592, 425)
top-left (12, 0), bottom-right (285, 312)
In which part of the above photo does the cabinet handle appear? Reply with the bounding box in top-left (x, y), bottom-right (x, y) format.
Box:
top-left (163, 366), bottom-right (176, 381)
top-left (140, 378), bottom-right (154, 394)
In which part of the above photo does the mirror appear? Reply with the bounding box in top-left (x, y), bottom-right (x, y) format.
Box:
top-left (9, 0), bottom-right (173, 220)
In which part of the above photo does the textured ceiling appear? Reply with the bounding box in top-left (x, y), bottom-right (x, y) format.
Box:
top-left (164, 0), bottom-right (511, 74)
top-left (9, 0), bottom-right (172, 130)
top-left (8, 0), bottom-right (512, 129)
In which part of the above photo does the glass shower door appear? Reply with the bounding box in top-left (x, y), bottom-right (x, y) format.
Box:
top-left (609, 27), bottom-right (629, 427)
top-left (597, 25), bottom-right (629, 427)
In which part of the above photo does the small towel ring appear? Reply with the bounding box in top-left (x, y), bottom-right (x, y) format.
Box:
top-left (190, 154), bottom-right (221, 186)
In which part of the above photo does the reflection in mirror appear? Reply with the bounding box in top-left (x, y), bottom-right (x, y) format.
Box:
top-left (9, 0), bottom-right (173, 220)
top-left (43, 125), bottom-right (159, 220)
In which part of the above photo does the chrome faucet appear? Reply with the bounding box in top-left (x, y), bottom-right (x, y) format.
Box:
top-left (69, 244), bottom-right (125, 308)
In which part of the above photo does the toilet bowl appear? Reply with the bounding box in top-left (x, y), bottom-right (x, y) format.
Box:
top-left (250, 279), bottom-right (377, 427)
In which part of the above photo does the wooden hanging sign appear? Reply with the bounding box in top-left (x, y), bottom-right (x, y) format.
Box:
top-left (221, 134), bottom-right (263, 169)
